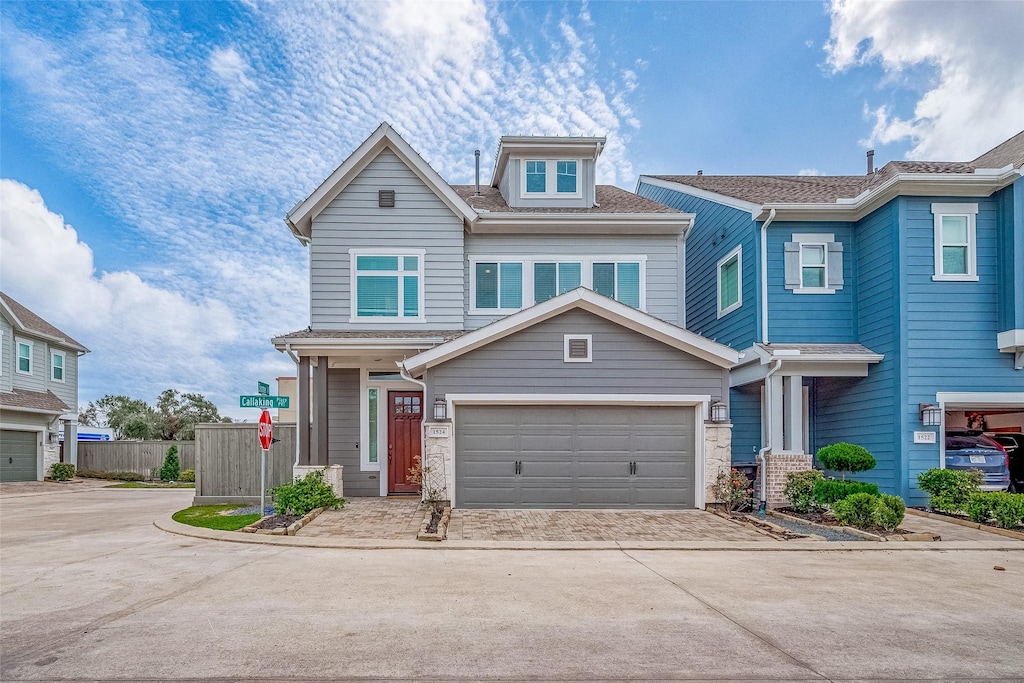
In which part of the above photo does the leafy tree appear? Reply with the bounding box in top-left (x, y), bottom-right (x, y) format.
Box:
top-left (79, 390), bottom-right (229, 440)
top-left (83, 395), bottom-right (159, 440)
top-left (159, 445), bottom-right (180, 482)
top-left (155, 389), bottom-right (223, 440)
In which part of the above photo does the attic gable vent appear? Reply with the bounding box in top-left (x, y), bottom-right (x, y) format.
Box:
top-left (564, 334), bottom-right (592, 363)
top-left (378, 189), bottom-right (395, 208)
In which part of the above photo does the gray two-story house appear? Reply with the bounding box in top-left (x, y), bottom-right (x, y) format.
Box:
top-left (274, 123), bottom-right (738, 509)
top-left (1, 292), bottom-right (88, 481)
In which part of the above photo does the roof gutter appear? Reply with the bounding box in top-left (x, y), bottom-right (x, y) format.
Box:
top-left (759, 208), bottom-right (776, 344)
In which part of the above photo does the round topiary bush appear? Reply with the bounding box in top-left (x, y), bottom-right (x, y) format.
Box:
top-left (816, 442), bottom-right (876, 480)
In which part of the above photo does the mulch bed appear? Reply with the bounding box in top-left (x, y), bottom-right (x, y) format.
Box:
top-left (909, 506), bottom-right (1024, 533)
top-left (779, 508), bottom-right (911, 538)
top-left (425, 508), bottom-right (443, 534)
top-left (251, 514), bottom-right (302, 530)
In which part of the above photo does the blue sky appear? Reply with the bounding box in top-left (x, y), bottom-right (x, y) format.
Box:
top-left (2, 1), bottom-right (1021, 420)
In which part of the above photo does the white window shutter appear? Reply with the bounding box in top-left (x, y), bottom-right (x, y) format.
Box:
top-left (827, 242), bottom-right (844, 289)
top-left (784, 242), bottom-right (800, 289)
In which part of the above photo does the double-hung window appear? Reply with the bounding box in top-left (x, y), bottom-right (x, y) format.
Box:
top-left (931, 203), bottom-right (979, 281)
top-left (473, 262), bottom-right (523, 312)
top-left (592, 262), bottom-right (641, 309)
top-left (784, 233), bottom-right (843, 294)
top-left (350, 250), bottom-right (425, 321)
top-left (534, 262), bottom-right (582, 303)
top-left (16, 339), bottom-right (32, 374)
top-left (716, 246), bottom-right (742, 318)
top-left (51, 351), bottom-right (65, 382)
top-left (522, 160), bottom-right (581, 197)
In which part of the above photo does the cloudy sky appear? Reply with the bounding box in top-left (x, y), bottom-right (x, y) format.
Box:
top-left (1, 0), bottom-right (1021, 419)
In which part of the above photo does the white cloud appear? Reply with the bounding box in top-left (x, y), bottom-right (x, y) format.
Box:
top-left (798, 168), bottom-right (822, 176)
top-left (825, 0), bottom-right (1024, 160)
top-left (0, 179), bottom-right (239, 400)
top-left (209, 46), bottom-right (256, 94)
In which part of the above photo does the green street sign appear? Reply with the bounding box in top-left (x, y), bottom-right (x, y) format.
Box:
top-left (258, 381), bottom-right (270, 396)
top-left (239, 395), bottom-right (290, 409)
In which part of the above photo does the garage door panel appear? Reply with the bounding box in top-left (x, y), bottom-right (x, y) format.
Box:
top-left (518, 434), bottom-right (573, 451)
top-left (0, 430), bottom-right (39, 482)
top-left (576, 460), bottom-right (632, 478)
top-left (519, 459), bottom-right (573, 478)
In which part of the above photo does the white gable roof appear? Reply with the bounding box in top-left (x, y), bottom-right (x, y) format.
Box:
top-left (286, 122), bottom-right (478, 241)
top-left (401, 288), bottom-right (740, 377)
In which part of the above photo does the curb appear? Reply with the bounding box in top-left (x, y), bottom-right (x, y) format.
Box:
top-left (154, 513), bottom-right (1024, 552)
top-left (906, 508), bottom-right (1024, 541)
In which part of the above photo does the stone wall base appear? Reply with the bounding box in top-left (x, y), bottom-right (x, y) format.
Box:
top-left (703, 422), bottom-right (733, 507)
top-left (293, 464), bottom-right (344, 498)
top-left (43, 443), bottom-right (60, 479)
top-left (764, 453), bottom-right (813, 508)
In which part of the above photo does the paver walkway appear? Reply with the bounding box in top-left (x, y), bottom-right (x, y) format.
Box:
top-left (300, 498), bottom-right (772, 542)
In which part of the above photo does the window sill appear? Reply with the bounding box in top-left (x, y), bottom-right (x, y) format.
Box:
top-left (468, 308), bottom-right (523, 316)
top-left (348, 317), bottom-right (427, 324)
top-left (932, 274), bottom-right (979, 282)
top-left (519, 191), bottom-right (583, 200)
top-left (790, 287), bottom-right (838, 295)
top-left (717, 302), bottom-right (742, 319)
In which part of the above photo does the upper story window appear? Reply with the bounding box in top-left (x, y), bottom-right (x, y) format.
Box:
top-left (717, 246), bottom-right (742, 318)
top-left (931, 203), bottom-right (979, 281)
top-left (51, 351), bottom-right (65, 383)
top-left (470, 256), bottom-right (646, 313)
top-left (521, 160), bottom-right (581, 198)
top-left (16, 339), bottom-right (32, 374)
top-left (784, 233), bottom-right (843, 294)
top-left (350, 249), bottom-right (425, 321)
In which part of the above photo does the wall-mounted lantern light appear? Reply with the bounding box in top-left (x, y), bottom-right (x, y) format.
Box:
top-left (710, 400), bottom-right (729, 423)
top-left (919, 403), bottom-right (942, 427)
top-left (433, 396), bottom-right (448, 422)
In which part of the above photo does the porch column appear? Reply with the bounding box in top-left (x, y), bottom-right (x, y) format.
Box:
top-left (64, 420), bottom-right (78, 467)
top-left (783, 375), bottom-right (804, 453)
top-left (311, 356), bottom-right (329, 466)
top-left (297, 356), bottom-right (311, 465)
top-left (767, 373), bottom-right (784, 452)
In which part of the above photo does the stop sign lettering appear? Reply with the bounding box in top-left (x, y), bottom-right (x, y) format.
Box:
top-left (258, 410), bottom-right (273, 450)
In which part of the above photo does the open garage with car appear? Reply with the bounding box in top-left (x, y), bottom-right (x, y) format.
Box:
top-left (938, 393), bottom-right (1024, 493)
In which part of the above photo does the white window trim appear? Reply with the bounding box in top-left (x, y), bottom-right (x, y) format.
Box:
top-left (468, 255), bottom-right (647, 314)
top-left (563, 334), bottom-right (593, 363)
top-left (791, 232), bottom-right (837, 295)
top-left (51, 351), bottom-right (66, 383)
top-left (0, 330), bottom-right (4, 376)
top-left (931, 203), bottom-right (979, 282)
top-left (349, 248), bottom-right (427, 323)
top-left (716, 245), bottom-right (743, 318)
top-left (519, 159), bottom-right (583, 199)
top-left (15, 337), bottom-right (32, 375)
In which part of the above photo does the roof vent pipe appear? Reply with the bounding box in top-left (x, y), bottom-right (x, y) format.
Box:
top-left (866, 149), bottom-right (875, 175)
top-left (474, 149), bottom-right (481, 196)
top-left (697, 170), bottom-right (703, 176)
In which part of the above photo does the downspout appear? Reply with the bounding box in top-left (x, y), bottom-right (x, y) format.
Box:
top-left (398, 361), bottom-right (430, 503)
top-left (760, 208), bottom-right (776, 344)
top-left (756, 358), bottom-right (783, 514)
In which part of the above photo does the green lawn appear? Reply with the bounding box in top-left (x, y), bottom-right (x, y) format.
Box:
top-left (107, 482), bottom-right (195, 489)
top-left (171, 504), bottom-right (261, 531)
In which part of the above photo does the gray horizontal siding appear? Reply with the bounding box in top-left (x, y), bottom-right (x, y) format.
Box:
top-left (327, 368), bottom-right (378, 496)
top-left (427, 309), bottom-right (728, 400)
top-left (463, 234), bottom-right (682, 329)
top-left (0, 318), bottom-right (12, 393)
top-left (310, 149), bottom-right (465, 330)
top-left (9, 337), bottom-right (46, 394)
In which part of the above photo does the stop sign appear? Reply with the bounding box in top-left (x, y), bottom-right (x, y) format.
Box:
top-left (258, 409), bottom-right (273, 451)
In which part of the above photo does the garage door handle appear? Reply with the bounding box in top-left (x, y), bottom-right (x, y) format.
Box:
top-left (630, 461), bottom-right (637, 475)
top-left (515, 460), bottom-right (521, 475)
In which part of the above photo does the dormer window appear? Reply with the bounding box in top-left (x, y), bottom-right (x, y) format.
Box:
top-left (521, 160), bottom-right (581, 198)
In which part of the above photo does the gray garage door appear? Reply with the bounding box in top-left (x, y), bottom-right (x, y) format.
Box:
top-left (455, 405), bottom-right (695, 509)
top-left (1, 430), bottom-right (39, 482)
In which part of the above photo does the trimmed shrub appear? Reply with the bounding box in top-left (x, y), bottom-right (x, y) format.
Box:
top-left (159, 445), bottom-right (180, 482)
top-left (833, 493), bottom-right (878, 528)
top-left (967, 492), bottom-right (999, 523)
top-left (179, 468), bottom-right (195, 483)
top-left (979, 492), bottom-right (1024, 529)
top-left (874, 494), bottom-right (906, 531)
top-left (783, 470), bottom-right (825, 513)
top-left (49, 463), bottom-right (76, 481)
top-left (76, 470), bottom-right (145, 481)
top-left (272, 469), bottom-right (344, 516)
top-left (710, 468), bottom-right (754, 512)
top-left (917, 468), bottom-right (982, 513)
top-left (816, 443), bottom-right (876, 480)
top-left (812, 479), bottom-right (879, 507)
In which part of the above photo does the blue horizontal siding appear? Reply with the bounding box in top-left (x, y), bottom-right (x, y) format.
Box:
top-left (636, 182), bottom-right (757, 350)
top-left (729, 385), bottom-right (762, 465)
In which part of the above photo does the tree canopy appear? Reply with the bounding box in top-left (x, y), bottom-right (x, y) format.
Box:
top-left (79, 390), bottom-right (230, 440)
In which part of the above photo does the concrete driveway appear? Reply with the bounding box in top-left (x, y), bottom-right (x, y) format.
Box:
top-left (2, 484), bottom-right (1024, 681)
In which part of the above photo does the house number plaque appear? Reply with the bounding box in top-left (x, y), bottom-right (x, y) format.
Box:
top-left (426, 425), bottom-right (451, 438)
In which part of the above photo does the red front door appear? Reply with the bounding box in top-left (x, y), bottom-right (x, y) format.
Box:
top-left (388, 391), bottom-right (423, 494)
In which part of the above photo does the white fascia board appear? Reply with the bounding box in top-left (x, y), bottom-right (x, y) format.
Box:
top-left (445, 393), bottom-right (709, 406)
top-left (491, 137), bottom-right (607, 187)
top-left (402, 288), bottom-right (739, 376)
top-left (636, 176), bottom-right (763, 215)
top-left (471, 212), bottom-right (694, 235)
top-left (936, 392), bottom-right (1024, 408)
top-left (0, 404), bottom-right (66, 416)
top-left (272, 337), bottom-right (448, 353)
top-left (285, 122), bottom-right (478, 240)
top-left (756, 169), bottom-right (1023, 222)
top-left (997, 329), bottom-right (1024, 352)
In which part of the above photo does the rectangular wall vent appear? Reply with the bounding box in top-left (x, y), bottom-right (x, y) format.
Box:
top-left (378, 189), bottom-right (395, 207)
top-left (563, 334), bottom-right (593, 363)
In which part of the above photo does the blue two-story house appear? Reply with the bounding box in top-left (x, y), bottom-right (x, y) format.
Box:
top-left (273, 123), bottom-right (740, 510)
top-left (637, 131), bottom-right (1024, 505)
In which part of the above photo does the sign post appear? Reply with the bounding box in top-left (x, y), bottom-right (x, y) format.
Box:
top-left (258, 409), bottom-right (273, 514)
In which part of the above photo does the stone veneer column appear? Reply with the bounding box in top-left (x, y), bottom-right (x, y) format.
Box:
top-left (421, 422), bottom-right (453, 504)
top-left (763, 453), bottom-right (813, 508)
top-left (703, 422), bottom-right (733, 507)
top-left (293, 464), bottom-right (344, 498)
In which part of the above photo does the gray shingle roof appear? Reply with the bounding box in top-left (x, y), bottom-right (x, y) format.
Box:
top-left (0, 292), bottom-right (87, 351)
top-left (971, 130), bottom-right (1024, 169)
top-left (0, 388), bottom-right (71, 414)
top-left (760, 343), bottom-right (880, 356)
top-left (451, 185), bottom-right (679, 214)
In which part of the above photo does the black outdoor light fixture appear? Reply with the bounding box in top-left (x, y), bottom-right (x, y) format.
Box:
top-left (433, 396), bottom-right (447, 421)
top-left (710, 400), bottom-right (728, 423)
top-left (919, 403), bottom-right (942, 427)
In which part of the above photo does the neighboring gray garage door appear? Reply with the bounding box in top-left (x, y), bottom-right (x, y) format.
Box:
top-left (1, 430), bottom-right (38, 482)
top-left (456, 405), bottom-right (695, 509)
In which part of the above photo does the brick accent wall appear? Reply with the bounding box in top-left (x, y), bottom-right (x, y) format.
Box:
top-left (764, 453), bottom-right (813, 508)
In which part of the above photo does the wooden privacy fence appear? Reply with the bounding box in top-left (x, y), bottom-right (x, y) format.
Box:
top-left (78, 440), bottom-right (195, 479)
top-left (194, 423), bottom-right (296, 505)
